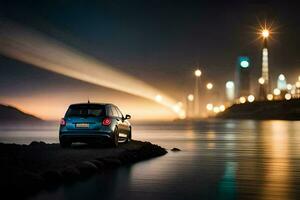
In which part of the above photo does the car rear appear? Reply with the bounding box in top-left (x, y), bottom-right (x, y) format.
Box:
top-left (59, 104), bottom-right (114, 147)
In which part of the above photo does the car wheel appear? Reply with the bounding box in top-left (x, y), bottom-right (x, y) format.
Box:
top-left (126, 128), bottom-right (132, 143)
top-left (60, 138), bottom-right (71, 148)
top-left (112, 127), bottom-right (119, 147)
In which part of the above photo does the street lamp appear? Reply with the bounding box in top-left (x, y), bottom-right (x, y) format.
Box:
top-left (267, 94), bottom-right (273, 101)
top-left (187, 94), bottom-right (194, 102)
top-left (206, 83), bottom-right (213, 90)
top-left (186, 94), bottom-right (194, 119)
top-left (194, 69), bottom-right (202, 117)
top-left (260, 27), bottom-right (271, 99)
top-left (273, 88), bottom-right (281, 96)
top-left (247, 95), bottom-right (255, 103)
top-left (206, 103), bottom-right (213, 111)
top-left (258, 77), bottom-right (265, 85)
top-left (262, 29), bottom-right (270, 38)
top-left (195, 69), bottom-right (201, 77)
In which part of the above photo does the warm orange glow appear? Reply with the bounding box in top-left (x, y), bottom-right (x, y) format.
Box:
top-left (206, 83), bottom-right (213, 90)
top-left (0, 21), bottom-right (185, 119)
top-left (258, 77), bottom-right (265, 85)
top-left (262, 29), bottom-right (269, 38)
top-left (239, 96), bottom-right (246, 104)
top-left (194, 69), bottom-right (201, 77)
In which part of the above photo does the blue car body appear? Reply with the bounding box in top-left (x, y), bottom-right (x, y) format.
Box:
top-left (59, 103), bottom-right (131, 147)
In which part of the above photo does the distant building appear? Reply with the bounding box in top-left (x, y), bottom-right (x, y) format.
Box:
top-left (277, 74), bottom-right (287, 90)
top-left (235, 56), bottom-right (251, 97)
top-left (226, 81), bottom-right (235, 101)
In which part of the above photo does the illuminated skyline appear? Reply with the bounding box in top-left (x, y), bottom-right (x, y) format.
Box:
top-left (0, 1), bottom-right (300, 120)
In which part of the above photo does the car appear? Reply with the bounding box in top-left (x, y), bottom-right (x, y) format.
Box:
top-left (59, 103), bottom-right (132, 147)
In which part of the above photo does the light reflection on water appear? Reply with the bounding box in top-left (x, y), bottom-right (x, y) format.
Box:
top-left (1, 119), bottom-right (300, 200)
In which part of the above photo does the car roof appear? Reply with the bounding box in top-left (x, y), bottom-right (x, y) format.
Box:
top-left (69, 103), bottom-right (116, 107)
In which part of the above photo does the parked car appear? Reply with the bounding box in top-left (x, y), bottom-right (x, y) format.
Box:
top-left (59, 103), bottom-right (131, 147)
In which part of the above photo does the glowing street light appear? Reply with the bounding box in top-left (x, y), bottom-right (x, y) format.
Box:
top-left (239, 96), bottom-right (246, 104)
top-left (219, 105), bottom-right (225, 112)
top-left (213, 107), bottom-right (220, 113)
top-left (187, 94), bottom-right (194, 101)
top-left (285, 93), bottom-right (292, 100)
top-left (258, 77), bottom-right (265, 85)
top-left (262, 29), bottom-right (270, 38)
top-left (247, 95), bottom-right (255, 103)
top-left (194, 68), bottom-right (202, 117)
top-left (267, 94), bottom-right (273, 101)
top-left (273, 88), bottom-right (281, 96)
top-left (206, 103), bottom-right (213, 111)
top-left (206, 83), bottom-right (213, 90)
top-left (195, 69), bottom-right (202, 77)
top-left (287, 84), bottom-right (293, 90)
top-left (278, 74), bottom-right (285, 81)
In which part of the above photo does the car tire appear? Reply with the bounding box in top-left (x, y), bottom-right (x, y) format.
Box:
top-left (126, 128), bottom-right (132, 143)
top-left (111, 127), bottom-right (119, 147)
top-left (60, 139), bottom-right (71, 148)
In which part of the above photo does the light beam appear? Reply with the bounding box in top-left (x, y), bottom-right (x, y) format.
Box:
top-left (0, 21), bottom-right (185, 118)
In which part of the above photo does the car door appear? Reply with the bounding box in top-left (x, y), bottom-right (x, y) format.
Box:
top-left (115, 106), bottom-right (130, 134)
top-left (110, 106), bottom-right (124, 133)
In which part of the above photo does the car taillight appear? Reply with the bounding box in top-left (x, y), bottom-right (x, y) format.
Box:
top-left (60, 118), bottom-right (66, 126)
top-left (102, 118), bottom-right (111, 126)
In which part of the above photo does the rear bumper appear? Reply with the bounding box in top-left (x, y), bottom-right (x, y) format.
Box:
top-left (59, 131), bottom-right (113, 143)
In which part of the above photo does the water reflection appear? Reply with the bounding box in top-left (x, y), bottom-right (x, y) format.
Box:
top-left (6, 120), bottom-right (300, 200)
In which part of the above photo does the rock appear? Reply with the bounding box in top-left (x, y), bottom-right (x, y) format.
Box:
top-left (97, 157), bottom-right (122, 168)
top-left (90, 159), bottom-right (105, 170)
top-left (171, 147), bottom-right (181, 152)
top-left (29, 141), bottom-right (46, 146)
top-left (76, 161), bottom-right (98, 178)
top-left (61, 166), bottom-right (81, 182)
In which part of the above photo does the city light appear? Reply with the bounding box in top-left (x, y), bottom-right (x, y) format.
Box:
top-left (206, 103), bottom-right (213, 111)
top-left (247, 95), bottom-right (255, 103)
top-left (239, 96), bottom-right (246, 104)
top-left (298, 75), bottom-right (300, 81)
top-left (267, 94), bottom-right (273, 101)
top-left (296, 82), bottom-right (300, 88)
top-left (240, 60), bottom-right (249, 68)
top-left (206, 83), bottom-right (213, 90)
top-left (195, 69), bottom-right (202, 77)
top-left (273, 88), bottom-right (281, 96)
top-left (213, 107), bottom-right (220, 113)
top-left (225, 81), bottom-right (235, 101)
top-left (262, 29), bottom-right (270, 38)
top-left (287, 84), bottom-right (293, 90)
top-left (285, 93), bottom-right (292, 100)
top-left (258, 77), bottom-right (265, 85)
top-left (219, 105), bottom-right (225, 112)
top-left (278, 74), bottom-right (285, 81)
top-left (226, 81), bottom-right (234, 89)
top-left (187, 94), bottom-right (194, 101)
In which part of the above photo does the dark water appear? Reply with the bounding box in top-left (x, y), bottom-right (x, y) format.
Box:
top-left (1, 120), bottom-right (300, 200)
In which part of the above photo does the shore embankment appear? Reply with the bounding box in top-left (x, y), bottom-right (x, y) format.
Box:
top-left (0, 140), bottom-right (167, 198)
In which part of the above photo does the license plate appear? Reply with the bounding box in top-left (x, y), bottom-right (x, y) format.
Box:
top-left (76, 123), bottom-right (89, 128)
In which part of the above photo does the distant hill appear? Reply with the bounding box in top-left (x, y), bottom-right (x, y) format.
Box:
top-left (0, 104), bottom-right (42, 122)
top-left (217, 99), bottom-right (300, 120)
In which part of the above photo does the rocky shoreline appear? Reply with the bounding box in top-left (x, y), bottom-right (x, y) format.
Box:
top-left (0, 140), bottom-right (167, 198)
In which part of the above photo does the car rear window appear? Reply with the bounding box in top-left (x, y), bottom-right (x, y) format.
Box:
top-left (65, 105), bottom-right (106, 117)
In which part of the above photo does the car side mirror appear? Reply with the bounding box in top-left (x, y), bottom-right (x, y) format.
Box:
top-left (125, 114), bottom-right (131, 120)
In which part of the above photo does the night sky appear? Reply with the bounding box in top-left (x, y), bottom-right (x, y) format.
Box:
top-left (0, 0), bottom-right (299, 120)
